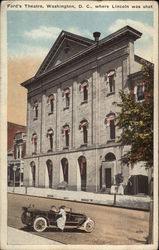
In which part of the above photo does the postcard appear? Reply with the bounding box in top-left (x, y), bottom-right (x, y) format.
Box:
top-left (0, 1), bottom-right (158, 250)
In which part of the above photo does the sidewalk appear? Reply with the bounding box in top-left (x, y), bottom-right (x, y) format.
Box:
top-left (8, 227), bottom-right (63, 245)
top-left (8, 186), bottom-right (151, 211)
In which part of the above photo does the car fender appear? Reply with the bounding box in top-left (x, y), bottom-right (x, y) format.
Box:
top-left (77, 217), bottom-right (91, 229)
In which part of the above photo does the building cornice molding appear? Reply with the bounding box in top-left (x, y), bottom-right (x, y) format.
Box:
top-left (27, 45), bottom-right (129, 98)
top-left (21, 25), bottom-right (142, 89)
top-left (24, 142), bottom-right (121, 159)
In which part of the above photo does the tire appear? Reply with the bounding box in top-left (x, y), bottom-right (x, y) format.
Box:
top-left (84, 219), bottom-right (95, 233)
top-left (33, 217), bottom-right (47, 232)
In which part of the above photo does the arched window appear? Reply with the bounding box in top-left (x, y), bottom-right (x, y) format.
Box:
top-left (47, 94), bottom-right (54, 113)
top-left (105, 152), bottom-right (116, 161)
top-left (30, 161), bottom-right (36, 187)
top-left (80, 81), bottom-right (88, 102)
top-left (78, 156), bottom-right (87, 191)
top-left (105, 112), bottom-right (116, 140)
top-left (106, 70), bottom-right (115, 94)
top-left (63, 88), bottom-right (70, 109)
top-left (61, 158), bottom-right (69, 183)
top-left (46, 159), bottom-right (53, 188)
top-left (62, 124), bottom-right (70, 148)
top-left (33, 101), bottom-right (38, 119)
top-left (47, 129), bottom-right (54, 151)
top-left (79, 120), bottom-right (88, 145)
top-left (31, 133), bottom-right (37, 154)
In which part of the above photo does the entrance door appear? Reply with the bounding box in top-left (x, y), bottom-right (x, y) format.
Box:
top-left (105, 168), bottom-right (111, 188)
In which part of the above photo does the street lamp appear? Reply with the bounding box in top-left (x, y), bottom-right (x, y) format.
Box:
top-left (13, 165), bottom-right (17, 192)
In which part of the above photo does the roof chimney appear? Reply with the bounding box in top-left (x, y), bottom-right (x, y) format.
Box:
top-left (93, 32), bottom-right (101, 42)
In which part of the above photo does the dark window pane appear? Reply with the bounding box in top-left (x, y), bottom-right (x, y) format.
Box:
top-left (50, 135), bottom-right (53, 150)
top-left (66, 93), bottom-right (70, 107)
top-left (84, 86), bottom-right (88, 101)
top-left (65, 131), bottom-right (69, 147)
top-left (109, 76), bottom-right (115, 93)
top-left (35, 108), bottom-right (38, 118)
top-left (83, 126), bottom-right (88, 143)
top-left (110, 120), bottom-right (115, 139)
top-left (50, 100), bottom-right (54, 112)
top-left (137, 86), bottom-right (144, 101)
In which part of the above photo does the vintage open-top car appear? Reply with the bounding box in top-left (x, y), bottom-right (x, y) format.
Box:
top-left (21, 205), bottom-right (95, 233)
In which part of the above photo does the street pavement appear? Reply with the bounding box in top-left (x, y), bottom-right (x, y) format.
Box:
top-left (8, 193), bottom-right (149, 245)
top-left (8, 226), bottom-right (63, 245)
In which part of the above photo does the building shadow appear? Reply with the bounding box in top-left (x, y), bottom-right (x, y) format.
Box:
top-left (20, 226), bottom-right (85, 233)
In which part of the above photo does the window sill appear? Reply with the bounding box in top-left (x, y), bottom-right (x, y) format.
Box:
top-left (80, 143), bottom-right (87, 148)
top-left (81, 100), bottom-right (88, 105)
top-left (48, 112), bottom-right (53, 116)
top-left (33, 118), bottom-right (38, 121)
top-left (47, 149), bottom-right (53, 153)
top-left (107, 92), bottom-right (115, 97)
top-left (63, 106), bottom-right (69, 111)
top-left (136, 98), bottom-right (145, 103)
top-left (107, 139), bottom-right (115, 143)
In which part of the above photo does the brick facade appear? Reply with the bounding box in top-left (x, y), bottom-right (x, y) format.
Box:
top-left (22, 26), bottom-right (149, 193)
top-left (7, 122), bottom-right (26, 186)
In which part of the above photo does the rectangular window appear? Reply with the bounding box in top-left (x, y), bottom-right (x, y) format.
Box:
top-left (110, 120), bottom-right (115, 140)
top-left (83, 86), bottom-right (88, 101)
top-left (66, 93), bottom-right (70, 107)
top-left (83, 126), bottom-right (88, 144)
top-left (65, 131), bottom-right (69, 147)
top-left (137, 85), bottom-right (144, 101)
top-left (109, 76), bottom-right (115, 93)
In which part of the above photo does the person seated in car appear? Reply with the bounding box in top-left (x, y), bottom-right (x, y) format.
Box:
top-left (51, 205), bottom-right (58, 212)
top-left (56, 205), bottom-right (66, 232)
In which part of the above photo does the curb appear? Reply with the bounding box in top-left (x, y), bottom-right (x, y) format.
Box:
top-left (8, 192), bottom-right (150, 212)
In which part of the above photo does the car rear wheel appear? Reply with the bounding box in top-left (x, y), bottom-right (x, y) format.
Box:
top-left (33, 217), bottom-right (47, 232)
top-left (84, 219), bottom-right (95, 233)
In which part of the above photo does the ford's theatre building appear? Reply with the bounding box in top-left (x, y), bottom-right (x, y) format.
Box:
top-left (21, 26), bottom-right (149, 194)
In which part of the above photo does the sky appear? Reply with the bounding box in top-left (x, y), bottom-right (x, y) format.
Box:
top-left (7, 10), bottom-right (154, 125)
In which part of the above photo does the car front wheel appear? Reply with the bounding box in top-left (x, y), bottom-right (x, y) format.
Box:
top-left (33, 217), bottom-right (47, 232)
top-left (84, 219), bottom-right (95, 233)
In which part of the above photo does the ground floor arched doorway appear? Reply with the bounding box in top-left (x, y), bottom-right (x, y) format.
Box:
top-left (30, 161), bottom-right (36, 187)
top-left (46, 159), bottom-right (53, 188)
top-left (78, 156), bottom-right (87, 191)
top-left (61, 158), bottom-right (69, 183)
top-left (101, 153), bottom-right (116, 192)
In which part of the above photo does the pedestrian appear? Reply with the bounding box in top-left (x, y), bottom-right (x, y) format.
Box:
top-left (56, 205), bottom-right (66, 232)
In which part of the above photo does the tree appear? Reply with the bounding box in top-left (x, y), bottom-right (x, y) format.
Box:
top-left (116, 63), bottom-right (153, 168)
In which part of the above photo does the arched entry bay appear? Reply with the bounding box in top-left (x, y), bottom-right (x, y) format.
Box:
top-left (46, 159), bottom-right (53, 188)
top-left (101, 153), bottom-right (116, 192)
top-left (78, 156), bottom-right (87, 191)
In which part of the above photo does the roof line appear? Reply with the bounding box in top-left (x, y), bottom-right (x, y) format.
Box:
top-left (7, 121), bottom-right (26, 127)
top-left (134, 54), bottom-right (153, 65)
top-left (21, 25), bottom-right (143, 88)
top-left (35, 30), bottom-right (94, 76)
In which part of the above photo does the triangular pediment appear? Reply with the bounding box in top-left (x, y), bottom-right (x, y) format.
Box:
top-left (36, 31), bottom-right (94, 76)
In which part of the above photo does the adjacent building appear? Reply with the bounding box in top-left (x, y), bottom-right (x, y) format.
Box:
top-left (21, 26), bottom-right (150, 194)
top-left (8, 122), bottom-right (26, 186)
